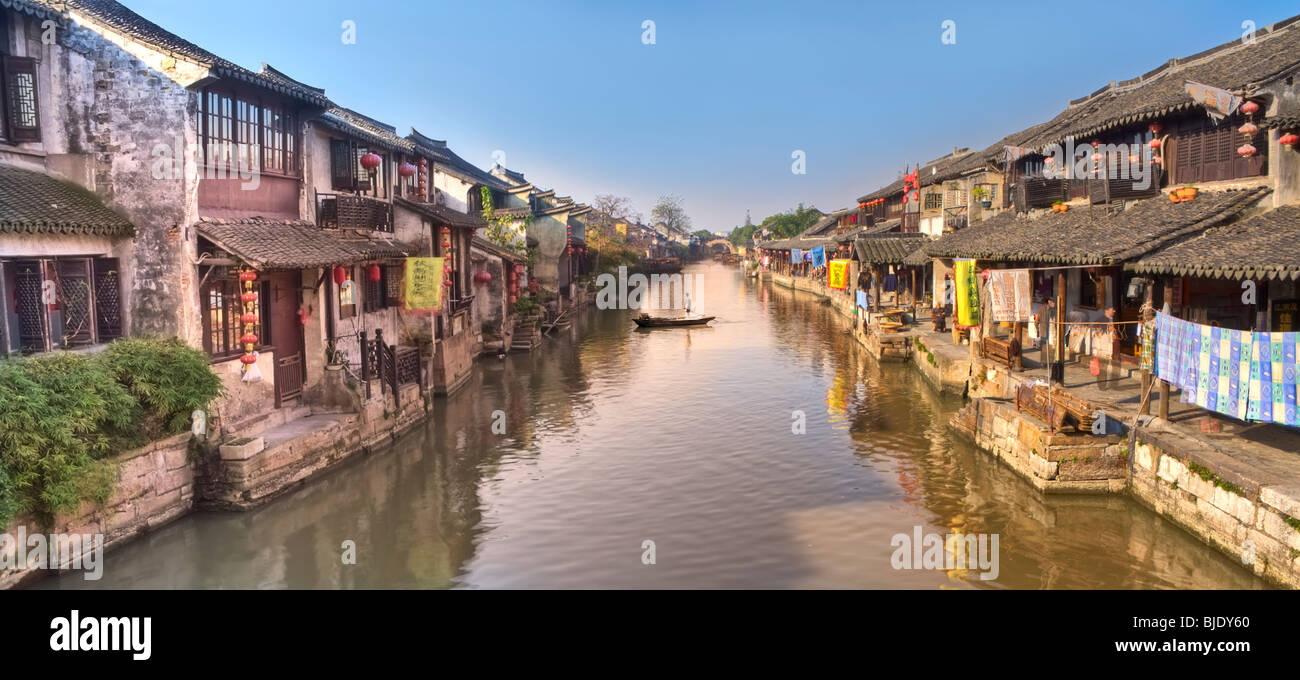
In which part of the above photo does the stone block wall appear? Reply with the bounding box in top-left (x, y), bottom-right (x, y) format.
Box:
top-left (1129, 424), bottom-right (1300, 589)
top-left (949, 398), bottom-right (1127, 494)
top-left (0, 432), bottom-right (193, 589)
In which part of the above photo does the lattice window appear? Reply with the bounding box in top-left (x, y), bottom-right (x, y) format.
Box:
top-left (2, 55), bottom-right (41, 142)
top-left (3, 257), bottom-right (122, 353)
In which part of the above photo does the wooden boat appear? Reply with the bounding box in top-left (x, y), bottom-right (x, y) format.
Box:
top-left (633, 313), bottom-right (715, 328)
top-left (642, 257), bottom-right (683, 274)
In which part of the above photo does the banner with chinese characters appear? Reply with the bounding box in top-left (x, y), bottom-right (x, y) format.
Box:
top-left (1184, 81), bottom-right (1242, 122)
top-left (954, 258), bottom-right (981, 327)
top-left (404, 257), bottom-right (444, 312)
top-left (811, 246), bottom-right (826, 268)
top-left (827, 259), bottom-right (850, 290)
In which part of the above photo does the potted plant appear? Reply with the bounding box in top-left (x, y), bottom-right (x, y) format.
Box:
top-left (324, 341), bottom-right (347, 371)
top-left (972, 186), bottom-right (992, 208)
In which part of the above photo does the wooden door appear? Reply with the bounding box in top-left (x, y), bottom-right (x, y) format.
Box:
top-left (268, 271), bottom-right (304, 407)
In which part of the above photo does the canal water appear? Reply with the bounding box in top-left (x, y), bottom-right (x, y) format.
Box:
top-left (42, 262), bottom-right (1263, 589)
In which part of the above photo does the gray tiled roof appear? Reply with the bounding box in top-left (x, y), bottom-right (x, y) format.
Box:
top-left (1, 0), bottom-right (64, 22)
top-left (853, 233), bottom-right (928, 265)
top-left (394, 197), bottom-right (486, 230)
top-left (197, 218), bottom-right (365, 270)
top-left (51, 1), bottom-right (329, 107)
top-left (925, 187), bottom-right (1270, 265)
top-left (407, 129), bottom-right (510, 191)
top-left (0, 164), bottom-right (133, 237)
top-left (1021, 16), bottom-right (1300, 150)
top-left (1130, 204), bottom-right (1300, 281)
top-left (318, 107), bottom-right (414, 154)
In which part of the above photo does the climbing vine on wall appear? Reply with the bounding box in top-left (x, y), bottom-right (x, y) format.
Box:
top-left (481, 186), bottom-right (533, 263)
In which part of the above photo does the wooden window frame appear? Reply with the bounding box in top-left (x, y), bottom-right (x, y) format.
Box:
top-left (2, 54), bottom-right (41, 143)
top-left (197, 87), bottom-right (298, 178)
top-left (200, 270), bottom-right (268, 361)
top-left (2, 256), bottom-right (123, 355)
top-left (362, 263), bottom-right (388, 313)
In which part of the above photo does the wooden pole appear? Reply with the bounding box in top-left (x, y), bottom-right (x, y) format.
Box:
top-left (873, 265), bottom-right (881, 313)
top-left (1158, 277), bottom-right (1174, 420)
top-left (1054, 271), bottom-right (1066, 385)
top-left (1139, 276), bottom-right (1154, 415)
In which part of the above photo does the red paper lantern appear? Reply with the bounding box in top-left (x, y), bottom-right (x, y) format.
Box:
top-left (241, 313), bottom-right (258, 324)
top-left (398, 162), bottom-right (417, 178)
top-left (241, 291), bottom-right (258, 303)
top-left (241, 333), bottom-right (258, 345)
top-left (333, 266), bottom-right (347, 285)
top-left (239, 270), bottom-right (258, 282)
top-left (1090, 140), bottom-right (1099, 147)
top-left (474, 270), bottom-right (492, 284)
top-left (1237, 143), bottom-right (1257, 157)
top-left (1241, 100), bottom-right (1260, 115)
top-left (1239, 122), bottom-right (1259, 136)
top-left (360, 152), bottom-right (382, 171)
top-left (368, 264), bottom-right (382, 282)
top-left (1149, 122), bottom-right (1163, 134)
top-left (1280, 133), bottom-right (1299, 147)
top-left (1148, 138), bottom-right (1161, 149)
top-left (239, 354), bottom-right (258, 365)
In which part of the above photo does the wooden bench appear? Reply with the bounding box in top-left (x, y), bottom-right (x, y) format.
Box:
top-left (981, 335), bottom-right (1020, 370)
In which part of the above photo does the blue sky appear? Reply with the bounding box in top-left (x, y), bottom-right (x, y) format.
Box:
top-left (125, 0), bottom-right (1298, 232)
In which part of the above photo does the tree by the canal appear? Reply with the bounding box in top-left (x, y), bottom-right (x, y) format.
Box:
top-left (651, 194), bottom-right (692, 234)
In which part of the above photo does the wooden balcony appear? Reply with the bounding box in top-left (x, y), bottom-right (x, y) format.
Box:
top-left (316, 191), bottom-right (393, 232)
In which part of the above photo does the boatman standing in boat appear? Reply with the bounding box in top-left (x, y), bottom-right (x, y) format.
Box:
top-left (684, 290), bottom-right (693, 316)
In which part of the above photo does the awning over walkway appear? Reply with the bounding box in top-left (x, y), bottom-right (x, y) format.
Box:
top-left (1129, 204), bottom-right (1300, 281)
top-left (853, 233), bottom-right (928, 266)
top-left (196, 218), bottom-right (414, 270)
top-left (924, 187), bottom-right (1269, 265)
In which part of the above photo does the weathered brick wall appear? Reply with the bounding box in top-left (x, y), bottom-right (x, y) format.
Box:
top-left (54, 22), bottom-right (198, 341)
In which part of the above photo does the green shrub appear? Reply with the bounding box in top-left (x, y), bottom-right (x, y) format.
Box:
top-left (101, 337), bottom-right (224, 438)
top-left (514, 296), bottom-right (539, 314)
top-left (0, 337), bottom-right (222, 528)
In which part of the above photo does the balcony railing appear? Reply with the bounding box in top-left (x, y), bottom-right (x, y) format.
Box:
top-left (316, 191), bottom-right (393, 232)
top-left (359, 328), bottom-right (423, 409)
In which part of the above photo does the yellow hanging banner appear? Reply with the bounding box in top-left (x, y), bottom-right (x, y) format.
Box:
top-left (404, 257), bottom-right (444, 312)
top-left (827, 259), bottom-right (850, 290)
top-left (954, 258), bottom-right (981, 327)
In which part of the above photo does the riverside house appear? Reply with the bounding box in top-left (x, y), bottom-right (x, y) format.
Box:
top-left (0, 0), bottom-right (186, 358)
top-left (823, 12), bottom-right (1300, 587)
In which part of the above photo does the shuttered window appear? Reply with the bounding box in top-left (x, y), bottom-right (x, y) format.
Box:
top-left (330, 138), bottom-right (357, 190)
top-left (1171, 114), bottom-right (1266, 183)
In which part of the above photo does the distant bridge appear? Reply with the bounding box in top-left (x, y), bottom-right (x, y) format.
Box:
top-left (705, 238), bottom-right (734, 254)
